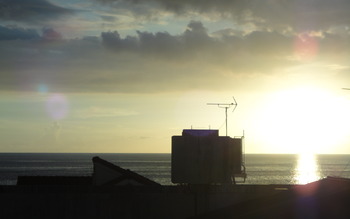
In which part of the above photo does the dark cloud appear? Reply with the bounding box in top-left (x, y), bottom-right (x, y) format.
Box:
top-left (101, 31), bottom-right (138, 51)
top-left (96, 0), bottom-right (350, 32)
top-left (0, 21), bottom-right (349, 94)
top-left (0, 25), bottom-right (64, 41)
top-left (0, 25), bottom-right (40, 40)
top-left (248, 0), bottom-right (350, 32)
top-left (97, 0), bottom-right (241, 14)
top-left (0, 0), bottom-right (74, 23)
top-left (101, 21), bottom-right (292, 64)
top-left (101, 21), bottom-right (214, 58)
top-left (42, 27), bottom-right (63, 41)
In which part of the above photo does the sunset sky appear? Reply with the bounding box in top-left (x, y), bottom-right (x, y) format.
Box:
top-left (1, 0), bottom-right (350, 154)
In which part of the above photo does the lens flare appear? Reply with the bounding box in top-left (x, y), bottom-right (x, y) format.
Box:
top-left (37, 84), bottom-right (48, 94)
top-left (46, 93), bottom-right (69, 120)
top-left (294, 33), bottom-right (319, 61)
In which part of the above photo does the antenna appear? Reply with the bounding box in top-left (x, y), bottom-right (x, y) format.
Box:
top-left (207, 97), bottom-right (238, 136)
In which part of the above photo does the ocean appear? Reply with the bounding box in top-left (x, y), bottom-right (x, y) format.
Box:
top-left (1, 153), bottom-right (350, 186)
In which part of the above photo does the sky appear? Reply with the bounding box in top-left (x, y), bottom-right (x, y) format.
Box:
top-left (1, 0), bottom-right (350, 154)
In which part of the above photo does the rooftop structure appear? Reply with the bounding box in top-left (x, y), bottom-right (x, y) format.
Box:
top-left (16, 157), bottom-right (160, 187)
top-left (92, 156), bottom-right (160, 186)
top-left (171, 129), bottom-right (246, 184)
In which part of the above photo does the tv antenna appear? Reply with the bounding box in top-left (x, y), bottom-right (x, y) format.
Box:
top-left (207, 97), bottom-right (238, 136)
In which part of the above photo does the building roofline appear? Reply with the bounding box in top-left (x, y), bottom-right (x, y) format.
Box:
top-left (92, 156), bottom-right (161, 186)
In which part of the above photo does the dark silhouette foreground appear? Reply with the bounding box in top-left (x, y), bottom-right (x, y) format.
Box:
top-left (1, 157), bottom-right (350, 219)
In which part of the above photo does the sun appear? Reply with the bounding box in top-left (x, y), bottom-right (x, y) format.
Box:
top-left (252, 86), bottom-right (350, 154)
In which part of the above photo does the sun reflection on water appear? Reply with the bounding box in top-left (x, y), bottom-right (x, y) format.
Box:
top-left (294, 153), bottom-right (321, 184)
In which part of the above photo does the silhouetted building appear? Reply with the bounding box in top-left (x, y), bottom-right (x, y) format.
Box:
top-left (92, 156), bottom-right (160, 186)
top-left (16, 157), bottom-right (160, 187)
top-left (17, 176), bottom-right (92, 186)
top-left (172, 129), bottom-right (245, 184)
top-left (190, 176), bottom-right (350, 219)
top-left (3, 157), bottom-right (350, 219)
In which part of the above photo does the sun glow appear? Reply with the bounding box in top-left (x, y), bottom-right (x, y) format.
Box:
top-left (294, 153), bottom-right (320, 184)
top-left (253, 86), bottom-right (350, 154)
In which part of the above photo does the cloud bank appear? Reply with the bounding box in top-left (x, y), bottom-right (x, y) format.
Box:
top-left (96, 0), bottom-right (350, 33)
top-left (1, 0), bottom-right (350, 94)
top-left (0, 19), bottom-right (349, 94)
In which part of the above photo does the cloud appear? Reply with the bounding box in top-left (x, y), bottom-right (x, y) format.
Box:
top-left (95, 0), bottom-right (350, 33)
top-left (101, 21), bottom-right (293, 69)
top-left (0, 21), bottom-right (349, 94)
top-left (0, 25), bottom-right (66, 41)
top-left (0, 0), bottom-right (75, 24)
top-left (100, 21), bottom-right (215, 59)
top-left (42, 27), bottom-right (63, 41)
top-left (0, 25), bottom-right (40, 40)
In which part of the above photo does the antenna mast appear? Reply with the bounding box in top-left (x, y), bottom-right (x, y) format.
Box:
top-left (207, 97), bottom-right (238, 136)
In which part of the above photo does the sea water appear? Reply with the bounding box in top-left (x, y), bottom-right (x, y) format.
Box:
top-left (1, 153), bottom-right (350, 185)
